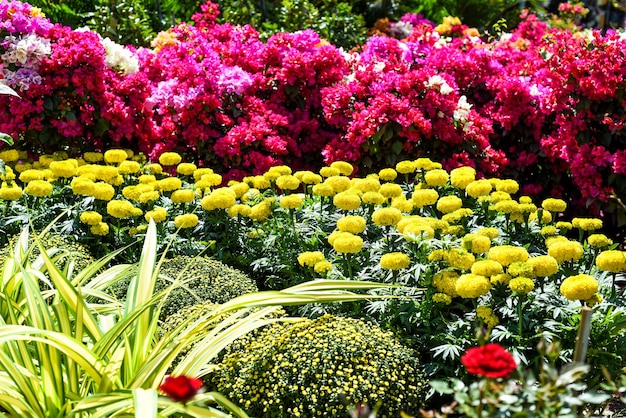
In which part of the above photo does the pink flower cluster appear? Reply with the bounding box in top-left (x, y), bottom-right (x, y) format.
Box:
top-left (0, 1), bottom-right (625, 211)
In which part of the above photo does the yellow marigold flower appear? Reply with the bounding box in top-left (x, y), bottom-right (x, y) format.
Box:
top-left (488, 190), bottom-right (511, 203)
top-left (528, 255), bottom-right (559, 278)
top-left (403, 222), bottom-right (435, 240)
top-left (249, 200), bottom-right (272, 222)
top-left (90, 222), bottom-right (109, 236)
top-left (319, 166), bottom-right (341, 178)
top-left (471, 260), bottom-right (503, 277)
top-left (585, 293), bottom-right (603, 307)
top-left (541, 198), bottom-right (567, 213)
top-left (92, 182), bottom-right (115, 201)
top-left (462, 233), bottom-right (491, 254)
top-left (276, 175), bottom-right (301, 191)
top-left (352, 178), bottom-right (380, 194)
top-left (159, 152), bottom-right (182, 166)
top-left (268, 165), bottom-right (292, 176)
top-left (301, 172), bottom-right (322, 185)
top-left (79, 211), bottom-right (102, 226)
top-left (424, 169), bottom-right (449, 187)
top-left (362, 191), bottom-right (385, 205)
top-left (330, 161), bottom-right (354, 176)
top-left (104, 149), bottom-right (128, 164)
top-left (83, 152), bottom-right (103, 163)
top-left (509, 277), bottom-right (534, 294)
top-left (596, 250), bottom-right (626, 273)
top-left (496, 179), bottom-right (519, 194)
top-left (547, 240), bottom-right (583, 263)
top-left (572, 217), bottom-right (603, 231)
top-left (491, 273), bottom-right (512, 286)
top-left (545, 235), bottom-right (569, 248)
top-left (372, 207), bottom-right (403, 226)
top-left (107, 200), bottom-right (138, 219)
top-left (333, 191), bottom-right (361, 211)
top-left (493, 200), bottom-right (519, 214)
top-left (171, 189), bottom-right (195, 204)
top-left (337, 215), bottom-right (367, 234)
top-left (332, 232), bottom-right (363, 253)
top-left (14, 162), bottom-right (31, 173)
top-left (541, 225), bottom-right (557, 236)
top-left (560, 274), bottom-right (599, 301)
top-left (378, 182), bottom-right (403, 199)
top-left (507, 261), bottom-right (533, 278)
top-left (432, 270), bottom-right (460, 297)
top-left (142, 163), bottom-right (161, 175)
top-left (415, 158), bottom-right (438, 170)
top-left (432, 293), bottom-right (452, 305)
top-left (174, 213), bottom-right (199, 229)
top-left (94, 165), bottom-right (119, 182)
top-left (442, 208), bottom-right (473, 224)
top-left (476, 306), bottom-right (499, 329)
top-left (456, 274), bottom-right (491, 299)
top-left (202, 189), bottom-right (237, 210)
top-left (156, 177), bottom-right (181, 192)
top-left (19, 169), bottom-right (45, 183)
top-left (0, 149), bottom-right (19, 162)
top-left (476, 227), bottom-right (499, 240)
top-left (378, 168), bottom-right (398, 181)
top-left (380, 252), bottom-right (411, 270)
top-left (488, 245), bottom-right (529, 266)
top-left (436, 195), bottom-right (463, 214)
top-left (193, 167), bottom-right (214, 181)
top-left (0, 182), bottom-right (22, 200)
top-left (70, 177), bottom-right (96, 198)
top-left (556, 221), bottom-right (572, 230)
top-left (447, 248), bottom-right (475, 270)
top-left (528, 209), bottom-right (552, 224)
top-left (117, 160), bottom-right (141, 175)
top-left (325, 176), bottom-right (352, 193)
top-left (280, 194), bottom-right (304, 209)
top-left (49, 160), bottom-right (77, 178)
top-left (312, 183), bottom-right (335, 197)
top-left (409, 189), bottom-right (437, 208)
top-left (24, 179), bottom-right (52, 197)
top-left (177, 162), bottom-right (197, 176)
top-left (227, 182), bottom-right (249, 198)
top-left (587, 234), bottom-right (613, 248)
top-left (145, 207), bottom-right (168, 223)
top-left (314, 260), bottom-right (333, 274)
top-left (465, 179), bottom-right (492, 198)
top-left (391, 196), bottom-right (413, 213)
top-left (298, 251), bottom-right (326, 267)
top-left (138, 190), bottom-right (159, 203)
top-left (395, 160), bottom-right (416, 174)
top-left (227, 204), bottom-right (252, 218)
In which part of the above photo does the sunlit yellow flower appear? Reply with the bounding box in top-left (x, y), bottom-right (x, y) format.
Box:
top-left (572, 217), bottom-right (603, 231)
top-left (79, 211), bottom-right (102, 225)
top-left (14, 162), bottom-right (32, 173)
top-left (411, 188), bottom-right (439, 208)
top-left (587, 234), bottom-right (613, 248)
top-left (145, 207), bottom-right (168, 223)
top-left (333, 191), bottom-right (361, 211)
top-left (0, 149), bottom-right (19, 163)
top-left (94, 165), bottom-right (119, 182)
top-left (107, 200), bottom-right (139, 219)
top-left (395, 160), bottom-right (416, 174)
top-left (193, 167), bottom-right (214, 181)
top-left (447, 248), bottom-right (475, 270)
top-left (298, 251), bottom-right (326, 267)
top-left (362, 191), bottom-right (385, 205)
top-left (507, 261), bottom-right (533, 278)
top-left (596, 250), bottom-right (626, 273)
top-left (159, 152), bottom-right (182, 166)
top-left (509, 277), bottom-right (534, 294)
top-left (432, 293), bottom-right (452, 305)
top-left (49, 160), bottom-right (77, 178)
top-left (415, 158), bottom-right (438, 171)
top-left (450, 166), bottom-right (476, 189)
top-left (329, 161), bottom-right (354, 176)
top-left (24, 179), bottom-right (52, 197)
top-left (19, 169), bottom-right (45, 183)
top-left (312, 183), bottom-right (335, 197)
top-left (541, 225), bottom-right (557, 236)
top-left (545, 235), bottom-right (569, 248)
top-left (424, 169), bottom-right (449, 187)
top-left (352, 178), bottom-right (380, 194)
top-left (372, 207), bottom-right (403, 226)
top-left (380, 252), bottom-right (411, 270)
top-left (436, 195), bottom-right (463, 214)
top-left (476, 227), bottom-right (499, 240)
top-left (527, 255), bottom-right (559, 278)
top-left (490, 273), bottom-right (512, 286)
top-left (319, 166), bottom-right (341, 178)
top-left (331, 232), bottom-right (363, 253)
top-left (487, 190), bottom-right (511, 204)
top-left (496, 179), bottom-right (519, 194)
top-left (280, 194), bottom-right (304, 209)
top-left (325, 176), bottom-right (352, 193)
top-left (92, 182), bottom-right (115, 201)
top-left (541, 198), bottom-right (567, 213)
top-left (314, 260), bottom-right (333, 274)
top-left (249, 200), bottom-right (272, 222)
top-left (442, 208), bottom-right (473, 224)
top-left (465, 179), bottom-right (492, 198)
top-left (227, 204), bottom-right (252, 218)
top-left (0, 182), bottom-right (22, 200)
top-left (90, 222), bottom-right (109, 236)
top-left (462, 233), bottom-right (491, 254)
top-left (493, 200), bottom-right (519, 214)
top-left (276, 175), bottom-right (300, 191)
top-left (117, 160), bottom-right (141, 175)
top-left (560, 274), bottom-right (598, 301)
top-left (547, 240), bottom-right (583, 263)
top-left (337, 215), bottom-right (367, 234)
top-left (201, 189), bottom-right (237, 210)
top-left (556, 221), bottom-right (572, 230)
top-left (174, 213), bottom-right (199, 229)
top-left (83, 152), bottom-right (104, 163)
top-left (402, 222), bottom-right (435, 240)
top-left (585, 293), bottom-right (603, 307)
top-left (471, 260), bottom-right (503, 277)
top-left (378, 168), bottom-right (398, 181)
top-left (301, 172), bottom-right (322, 185)
top-left (432, 270), bottom-right (460, 297)
top-left (104, 149), bottom-right (128, 164)
top-left (177, 162), bottom-right (197, 176)
top-left (377, 182), bottom-right (402, 199)
top-left (456, 274), bottom-right (491, 299)
top-left (488, 245), bottom-right (529, 266)
top-left (171, 189), bottom-right (195, 204)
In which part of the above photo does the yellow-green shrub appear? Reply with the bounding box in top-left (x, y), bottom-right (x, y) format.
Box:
top-left (209, 314), bottom-right (427, 417)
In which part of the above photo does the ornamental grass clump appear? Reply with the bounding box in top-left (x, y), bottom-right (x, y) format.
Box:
top-left (209, 314), bottom-right (427, 417)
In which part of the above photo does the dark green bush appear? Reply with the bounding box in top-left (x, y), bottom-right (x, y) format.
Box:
top-left (209, 314), bottom-right (427, 417)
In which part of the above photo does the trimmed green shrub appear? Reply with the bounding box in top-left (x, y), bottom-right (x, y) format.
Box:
top-left (111, 255), bottom-right (258, 318)
top-left (209, 314), bottom-right (427, 417)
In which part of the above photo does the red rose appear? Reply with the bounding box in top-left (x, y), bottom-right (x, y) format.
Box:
top-left (461, 343), bottom-right (517, 379)
top-left (159, 375), bottom-right (204, 403)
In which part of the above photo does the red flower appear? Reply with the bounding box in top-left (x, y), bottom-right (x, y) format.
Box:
top-left (461, 343), bottom-right (517, 379)
top-left (159, 375), bottom-right (204, 403)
